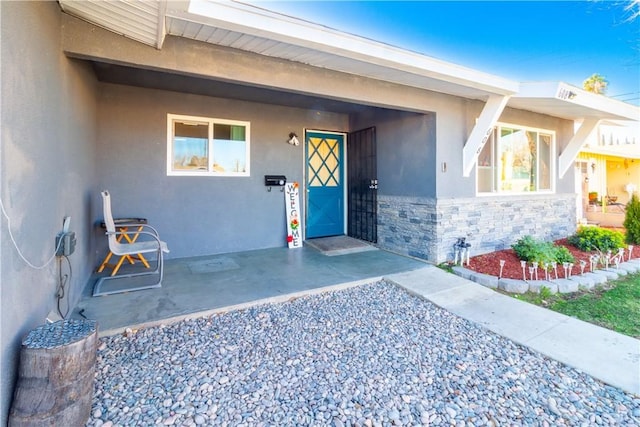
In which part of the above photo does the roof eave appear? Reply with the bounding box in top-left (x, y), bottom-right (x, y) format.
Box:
top-left (580, 147), bottom-right (640, 160)
top-left (178, 0), bottom-right (519, 97)
top-left (513, 81), bottom-right (640, 121)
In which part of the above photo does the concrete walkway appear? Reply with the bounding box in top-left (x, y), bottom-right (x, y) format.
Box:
top-left (387, 266), bottom-right (640, 396)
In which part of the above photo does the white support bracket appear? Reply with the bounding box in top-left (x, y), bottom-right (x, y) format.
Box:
top-left (462, 94), bottom-right (510, 177)
top-left (558, 118), bottom-right (601, 179)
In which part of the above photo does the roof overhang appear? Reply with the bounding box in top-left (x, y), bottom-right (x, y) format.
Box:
top-left (510, 82), bottom-right (640, 178)
top-left (581, 147), bottom-right (640, 161)
top-left (510, 81), bottom-right (640, 122)
top-left (58, 0), bottom-right (518, 101)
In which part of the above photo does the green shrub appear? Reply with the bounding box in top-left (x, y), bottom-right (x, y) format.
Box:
top-left (554, 245), bottom-right (576, 264)
top-left (568, 226), bottom-right (625, 252)
top-left (512, 235), bottom-right (575, 266)
top-left (624, 194), bottom-right (640, 244)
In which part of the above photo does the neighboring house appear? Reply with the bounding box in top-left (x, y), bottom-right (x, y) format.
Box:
top-left (576, 122), bottom-right (640, 226)
top-left (1, 1), bottom-right (638, 422)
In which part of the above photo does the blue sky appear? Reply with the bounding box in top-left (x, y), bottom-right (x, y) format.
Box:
top-left (251, 1), bottom-right (640, 106)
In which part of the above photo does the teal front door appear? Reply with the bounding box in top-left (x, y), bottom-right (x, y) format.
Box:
top-left (306, 131), bottom-right (345, 238)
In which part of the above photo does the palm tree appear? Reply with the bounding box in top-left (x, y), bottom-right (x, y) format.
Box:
top-left (583, 73), bottom-right (609, 95)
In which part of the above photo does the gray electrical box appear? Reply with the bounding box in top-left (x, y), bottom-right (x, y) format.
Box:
top-left (55, 232), bottom-right (76, 257)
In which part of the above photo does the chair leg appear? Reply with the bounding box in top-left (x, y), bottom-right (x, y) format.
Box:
top-left (110, 255), bottom-right (129, 276)
top-left (131, 253), bottom-right (151, 269)
top-left (97, 251), bottom-right (114, 273)
top-left (93, 247), bottom-right (164, 297)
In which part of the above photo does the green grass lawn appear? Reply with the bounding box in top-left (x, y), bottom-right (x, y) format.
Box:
top-left (514, 273), bottom-right (640, 339)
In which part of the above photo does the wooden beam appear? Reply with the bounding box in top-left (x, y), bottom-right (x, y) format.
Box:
top-left (462, 95), bottom-right (510, 177)
top-left (558, 118), bottom-right (601, 178)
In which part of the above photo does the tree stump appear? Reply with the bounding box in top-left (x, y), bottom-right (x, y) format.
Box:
top-left (9, 319), bottom-right (98, 427)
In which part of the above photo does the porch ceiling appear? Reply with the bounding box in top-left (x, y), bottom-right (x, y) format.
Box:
top-left (91, 62), bottom-right (378, 115)
top-left (58, 0), bottom-right (518, 103)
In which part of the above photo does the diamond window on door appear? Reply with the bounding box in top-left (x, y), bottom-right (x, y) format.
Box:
top-left (308, 137), bottom-right (340, 187)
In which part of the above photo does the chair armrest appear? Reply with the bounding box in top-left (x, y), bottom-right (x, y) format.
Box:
top-left (112, 217), bottom-right (147, 225)
top-left (111, 223), bottom-right (161, 237)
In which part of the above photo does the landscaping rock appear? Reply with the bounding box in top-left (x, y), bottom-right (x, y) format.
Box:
top-left (451, 266), bottom-right (474, 280)
top-left (605, 267), bottom-right (627, 276)
top-left (86, 282), bottom-right (640, 427)
top-left (469, 272), bottom-right (499, 289)
top-left (568, 275), bottom-right (595, 291)
top-left (527, 281), bottom-right (558, 294)
top-left (498, 279), bottom-right (529, 294)
top-left (551, 278), bottom-right (579, 294)
top-left (591, 269), bottom-right (619, 280)
top-left (618, 262), bottom-right (640, 273)
top-left (581, 272), bottom-right (608, 285)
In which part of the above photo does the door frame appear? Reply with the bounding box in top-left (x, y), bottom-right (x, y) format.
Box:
top-left (303, 129), bottom-right (348, 240)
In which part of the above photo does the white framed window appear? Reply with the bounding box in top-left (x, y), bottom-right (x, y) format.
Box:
top-left (167, 114), bottom-right (250, 177)
top-left (477, 122), bottom-right (554, 194)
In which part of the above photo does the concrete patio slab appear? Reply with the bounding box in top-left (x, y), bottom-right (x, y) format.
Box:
top-left (72, 246), bottom-right (427, 336)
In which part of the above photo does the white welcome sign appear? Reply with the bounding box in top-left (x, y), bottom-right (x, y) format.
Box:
top-left (284, 182), bottom-right (302, 248)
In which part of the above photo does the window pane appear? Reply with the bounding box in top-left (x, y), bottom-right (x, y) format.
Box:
top-left (481, 124), bottom-right (554, 194)
top-left (173, 121), bottom-right (209, 171)
top-left (308, 137), bottom-right (340, 187)
top-left (213, 139), bottom-right (247, 173)
top-left (212, 124), bottom-right (247, 173)
top-left (168, 115), bottom-right (250, 176)
top-left (539, 134), bottom-right (552, 190)
top-left (214, 124), bottom-right (246, 141)
top-left (524, 131), bottom-right (537, 192)
top-left (498, 128), bottom-right (535, 192)
top-left (477, 130), bottom-right (495, 193)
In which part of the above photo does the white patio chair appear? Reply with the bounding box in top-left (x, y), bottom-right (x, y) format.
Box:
top-left (93, 190), bottom-right (170, 297)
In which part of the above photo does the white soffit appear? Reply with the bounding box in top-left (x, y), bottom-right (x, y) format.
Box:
top-left (511, 82), bottom-right (640, 122)
top-left (58, 0), bottom-right (519, 100)
top-left (58, 0), bottom-right (166, 48)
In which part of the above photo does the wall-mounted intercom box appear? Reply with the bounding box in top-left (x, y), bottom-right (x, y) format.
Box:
top-left (265, 175), bottom-right (287, 186)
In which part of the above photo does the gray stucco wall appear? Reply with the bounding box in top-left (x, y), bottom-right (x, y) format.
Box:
top-left (351, 109), bottom-right (437, 198)
top-left (94, 83), bottom-right (348, 261)
top-left (1, 2), bottom-right (98, 423)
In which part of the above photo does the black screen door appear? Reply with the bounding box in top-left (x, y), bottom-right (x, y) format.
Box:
top-left (347, 127), bottom-right (377, 243)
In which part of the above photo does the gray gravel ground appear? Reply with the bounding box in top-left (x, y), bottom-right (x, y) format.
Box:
top-left (88, 281), bottom-right (640, 426)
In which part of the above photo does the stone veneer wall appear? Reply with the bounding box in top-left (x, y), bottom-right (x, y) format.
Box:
top-left (377, 194), bottom-right (577, 263)
top-left (377, 196), bottom-right (438, 261)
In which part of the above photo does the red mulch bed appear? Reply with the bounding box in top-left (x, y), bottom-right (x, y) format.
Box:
top-left (464, 238), bottom-right (640, 280)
